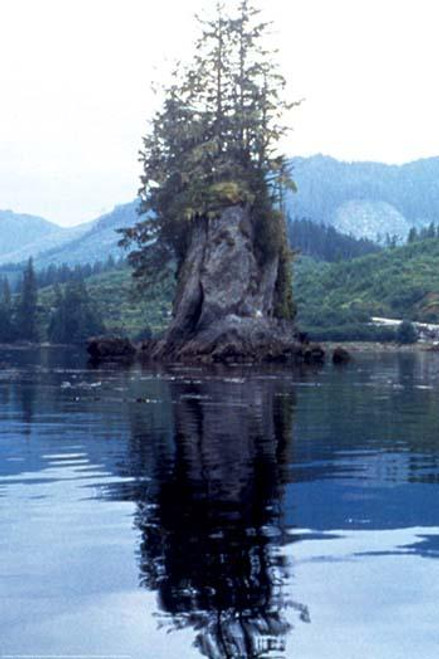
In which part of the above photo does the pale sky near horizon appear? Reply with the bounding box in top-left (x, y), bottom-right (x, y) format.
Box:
top-left (1, 0), bottom-right (439, 226)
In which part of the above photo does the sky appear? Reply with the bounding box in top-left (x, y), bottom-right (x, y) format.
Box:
top-left (1, 0), bottom-right (439, 226)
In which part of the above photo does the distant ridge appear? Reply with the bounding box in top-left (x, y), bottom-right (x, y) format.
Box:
top-left (0, 210), bottom-right (62, 257)
top-left (286, 154), bottom-right (439, 241)
top-left (32, 200), bottom-right (140, 267)
top-left (4, 154), bottom-right (439, 267)
top-left (0, 201), bottom-right (139, 268)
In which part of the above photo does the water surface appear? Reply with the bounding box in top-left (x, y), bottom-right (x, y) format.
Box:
top-left (0, 347), bottom-right (439, 658)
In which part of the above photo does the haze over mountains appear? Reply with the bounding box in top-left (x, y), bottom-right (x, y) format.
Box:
top-left (287, 155), bottom-right (439, 241)
top-left (0, 202), bottom-right (139, 268)
top-left (2, 155), bottom-right (439, 269)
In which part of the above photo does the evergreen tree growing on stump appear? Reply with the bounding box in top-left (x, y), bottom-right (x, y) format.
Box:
top-left (120, 1), bottom-right (300, 359)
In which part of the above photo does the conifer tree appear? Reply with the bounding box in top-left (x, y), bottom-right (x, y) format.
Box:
top-left (2, 277), bottom-right (11, 311)
top-left (48, 280), bottom-right (105, 344)
top-left (407, 227), bottom-right (418, 244)
top-left (16, 258), bottom-right (38, 341)
top-left (0, 276), bottom-right (14, 342)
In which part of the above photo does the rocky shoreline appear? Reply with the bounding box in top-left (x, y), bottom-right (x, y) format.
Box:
top-left (86, 335), bottom-right (439, 367)
top-left (86, 333), bottom-right (326, 366)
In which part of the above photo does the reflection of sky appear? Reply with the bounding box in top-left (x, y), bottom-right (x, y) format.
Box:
top-left (285, 527), bottom-right (439, 659)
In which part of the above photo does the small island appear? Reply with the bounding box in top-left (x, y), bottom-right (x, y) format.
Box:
top-left (116, 1), bottom-right (305, 364)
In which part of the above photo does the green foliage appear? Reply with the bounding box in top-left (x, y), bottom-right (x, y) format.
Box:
top-left (0, 262), bottom-right (170, 344)
top-left (288, 218), bottom-right (381, 261)
top-left (15, 258), bottom-right (38, 341)
top-left (2, 277), bottom-right (11, 309)
top-left (406, 222), bottom-right (439, 244)
top-left (47, 280), bottom-right (105, 344)
top-left (294, 237), bottom-right (439, 336)
top-left (84, 267), bottom-right (173, 338)
top-left (273, 248), bottom-right (295, 320)
top-left (407, 227), bottom-right (418, 243)
top-left (396, 320), bottom-right (418, 344)
top-left (0, 281), bottom-right (14, 342)
top-left (307, 324), bottom-right (397, 343)
top-left (35, 256), bottom-right (124, 289)
top-left (37, 266), bottom-right (174, 340)
top-left (0, 276), bottom-right (14, 341)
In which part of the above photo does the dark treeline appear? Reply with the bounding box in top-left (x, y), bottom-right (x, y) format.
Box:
top-left (288, 218), bottom-right (381, 262)
top-left (0, 254), bottom-right (125, 293)
top-left (0, 258), bottom-right (104, 344)
top-left (36, 254), bottom-right (124, 289)
top-left (47, 280), bottom-right (104, 344)
top-left (407, 222), bottom-right (439, 244)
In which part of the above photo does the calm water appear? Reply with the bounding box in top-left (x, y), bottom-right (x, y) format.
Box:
top-left (1, 347), bottom-right (439, 658)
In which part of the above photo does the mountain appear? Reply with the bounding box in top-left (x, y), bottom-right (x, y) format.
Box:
top-left (286, 155), bottom-right (439, 241)
top-left (32, 201), bottom-right (139, 268)
top-left (0, 222), bottom-right (93, 266)
top-left (0, 201), bottom-right (140, 268)
top-left (0, 210), bottom-right (64, 257)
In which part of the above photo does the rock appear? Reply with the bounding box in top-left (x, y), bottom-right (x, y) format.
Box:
top-left (144, 205), bottom-right (300, 363)
top-left (332, 346), bottom-right (351, 364)
top-left (87, 336), bottom-right (136, 362)
top-left (303, 344), bottom-right (326, 365)
top-left (297, 331), bottom-right (309, 345)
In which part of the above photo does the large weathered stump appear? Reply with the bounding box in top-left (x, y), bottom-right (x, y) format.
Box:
top-left (144, 205), bottom-right (302, 363)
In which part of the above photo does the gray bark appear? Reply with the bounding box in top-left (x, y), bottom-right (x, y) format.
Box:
top-left (149, 205), bottom-right (300, 363)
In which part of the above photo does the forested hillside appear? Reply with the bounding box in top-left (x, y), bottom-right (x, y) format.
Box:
top-left (294, 236), bottom-right (439, 339)
top-left (288, 218), bottom-right (380, 261)
top-left (4, 234), bottom-right (439, 344)
top-left (35, 266), bottom-right (173, 341)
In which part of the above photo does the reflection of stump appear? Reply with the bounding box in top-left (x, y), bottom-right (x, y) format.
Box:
top-left (133, 376), bottom-right (309, 657)
top-left (143, 206), bottom-right (301, 363)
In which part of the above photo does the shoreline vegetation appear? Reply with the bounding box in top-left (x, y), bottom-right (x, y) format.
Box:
top-left (1, 340), bottom-right (438, 370)
top-left (323, 340), bottom-right (439, 353)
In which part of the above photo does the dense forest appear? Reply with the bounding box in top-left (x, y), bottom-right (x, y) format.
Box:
top-left (294, 236), bottom-right (439, 340)
top-left (288, 218), bottom-right (380, 261)
top-left (0, 254), bottom-right (125, 293)
top-left (0, 258), bottom-right (106, 344)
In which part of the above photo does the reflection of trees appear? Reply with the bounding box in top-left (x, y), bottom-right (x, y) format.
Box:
top-left (17, 380), bottom-right (35, 431)
top-left (132, 376), bottom-right (309, 658)
top-left (296, 352), bottom-right (439, 485)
